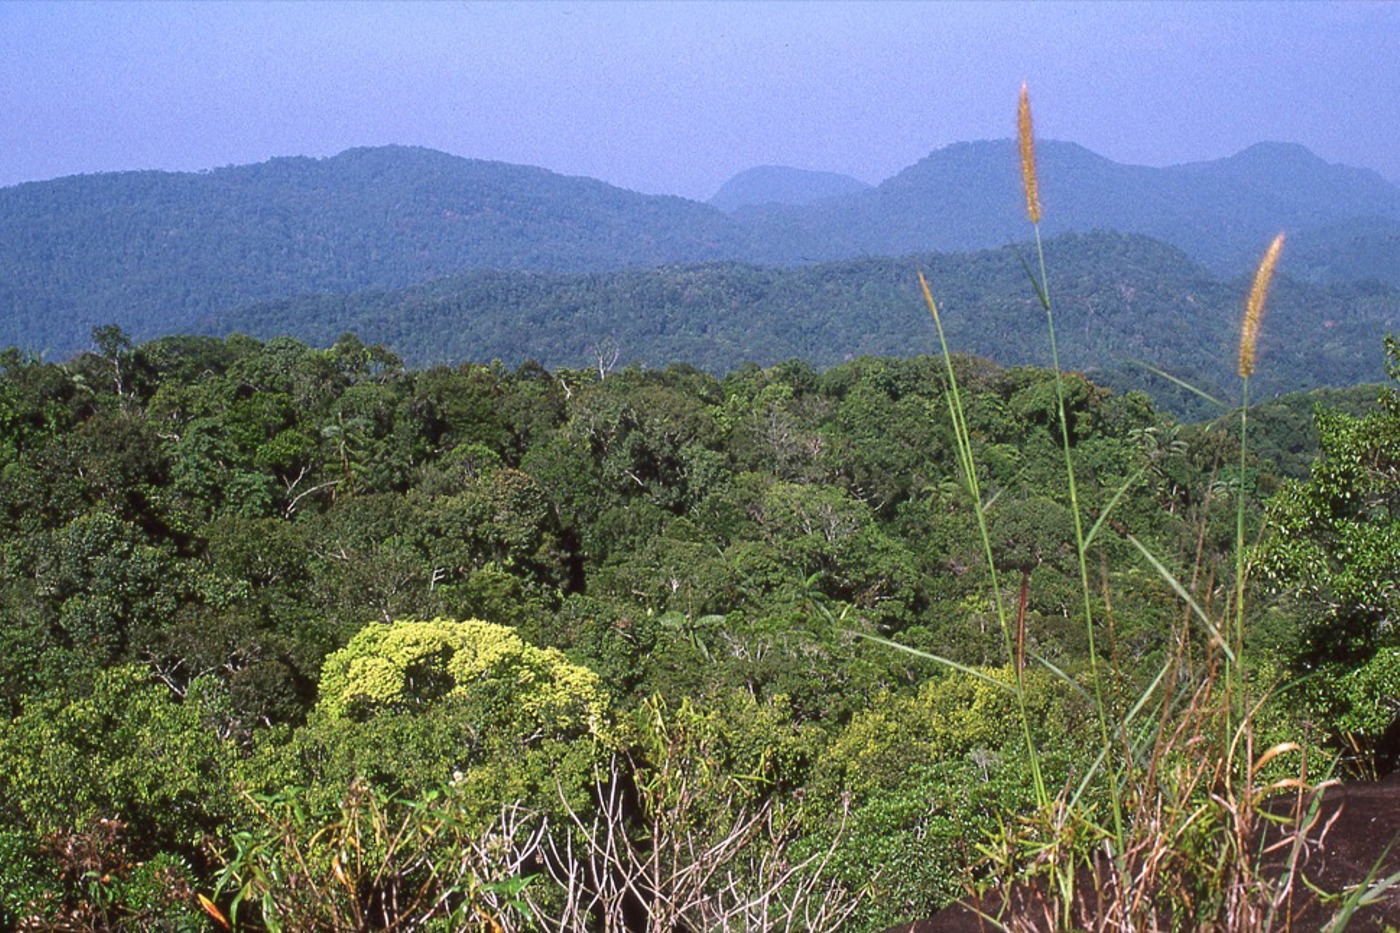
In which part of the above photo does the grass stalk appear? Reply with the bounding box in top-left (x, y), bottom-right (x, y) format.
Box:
top-left (1016, 83), bottom-right (1125, 861)
top-left (888, 85), bottom-right (1330, 931)
top-left (1231, 233), bottom-right (1284, 742)
top-left (918, 272), bottom-right (1048, 808)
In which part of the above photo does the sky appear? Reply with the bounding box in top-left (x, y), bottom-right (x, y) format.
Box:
top-left (3, 1), bottom-right (1399, 202)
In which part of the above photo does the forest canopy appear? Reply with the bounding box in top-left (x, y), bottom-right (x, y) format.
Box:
top-left (0, 327), bottom-right (1396, 930)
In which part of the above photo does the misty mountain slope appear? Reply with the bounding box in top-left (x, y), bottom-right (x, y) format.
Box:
top-left (709, 165), bottom-right (872, 211)
top-left (0, 146), bottom-right (749, 355)
top-left (735, 140), bottom-right (1400, 272)
top-left (1167, 142), bottom-right (1400, 218)
top-left (4, 140), bottom-right (1400, 362)
top-left (205, 231), bottom-right (1400, 417)
top-left (1287, 215), bottom-right (1400, 287)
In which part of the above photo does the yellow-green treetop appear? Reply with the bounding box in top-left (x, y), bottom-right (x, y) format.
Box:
top-left (317, 617), bottom-right (609, 739)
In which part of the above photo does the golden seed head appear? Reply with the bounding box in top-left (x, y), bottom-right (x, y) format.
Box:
top-left (1238, 232), bottom-right (1284, 379)
top-left (1018, 82), bottom-right (1042, 225)
top-left (918, 270), bottom-right (942, 327)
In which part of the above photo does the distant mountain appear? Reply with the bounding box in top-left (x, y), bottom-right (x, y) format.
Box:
top-left (736, 140), bottom-right (1400, 273)
top-left (4, 140), bottom-right (1400, 361)
top-left (708, 165), bottom-right (871, 211)
top-left (0, 146), bottom-right (750, 355)
top-left (1287, 216), bottom-right (1400, 287)
top-left (206, 231), bottom-right (1400, 418)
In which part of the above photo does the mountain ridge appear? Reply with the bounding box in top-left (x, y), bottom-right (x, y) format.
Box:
top-left (3, 139), bottom-right (1400, 363)
top-left (735, 139), bottom-right (1400, 271)
top-left (202, 230), bottom-right (1400, 418)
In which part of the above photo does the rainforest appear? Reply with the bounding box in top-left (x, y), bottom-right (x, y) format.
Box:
top-left (1, 311), bottom-right (1399, 929)
top-left (7, 85), bottom-right (1400, 929)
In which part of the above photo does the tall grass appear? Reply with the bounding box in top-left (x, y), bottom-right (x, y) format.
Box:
top-left (869, 86), bottom-right (1349, 931)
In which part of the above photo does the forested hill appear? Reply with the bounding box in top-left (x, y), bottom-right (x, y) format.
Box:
top-left (733, 140), bottom-right (1400, 275)
top-left (4, 140), bottom-right (1400, 359)
top-left (0, 146), bottom-right (751, 354)
top-left (207, 231), bottom-right (1400, 418)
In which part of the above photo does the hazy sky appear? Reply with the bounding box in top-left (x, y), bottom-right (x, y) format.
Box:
top-left (4, 1), bottom-right (1399, 201)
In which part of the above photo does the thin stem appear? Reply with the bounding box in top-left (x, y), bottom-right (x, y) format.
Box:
top-left (1233, 377), bottom-right (1252, 752)
top-left (919, 272), bottom-right (1047, 807)
top-left (1030, 223), bottom-right (1125, 851)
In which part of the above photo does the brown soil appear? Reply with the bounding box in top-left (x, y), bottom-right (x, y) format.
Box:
top-left (882, 773), bottom-right (1400, 932)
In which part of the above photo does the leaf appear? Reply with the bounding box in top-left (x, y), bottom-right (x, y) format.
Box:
top-left (198, 893), bottom-right (231, 931)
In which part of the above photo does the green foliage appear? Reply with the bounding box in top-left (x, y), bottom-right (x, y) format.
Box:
top-left (0, 666), bottom-right (234, 856)
top-left (240, 617), bottom-right (610, 818)
top-left (317, 616), bottom-right (607, 729)
top-left (214, 780), bottom-right (539, 933)
top-left (825, 759), bottom-right (1034, 931)
top-left (0, 320), bottom-right (1387, 930)
top-left (803, 668), bottom-right (1076, 931)
top-left (1260, 362), bottom-right (1400, 760)
top-left (817, 667), bottom-right (1075, 800)
top-left (1334, 648), bottom-right (1400, 738)
top-left (22, 511), bottom-right (189, 662)
top-left (624, 691), bottom-right (823, 798)
top-left (1226, 382), bottom-right (1382, 480)
top-left (0, 820), bottom-right (205, 932)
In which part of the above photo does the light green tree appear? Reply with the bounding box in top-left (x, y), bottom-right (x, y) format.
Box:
top-left (317, 616), bottom-right (608, 732)
top-left (241, 617), bottom-right (612, 823)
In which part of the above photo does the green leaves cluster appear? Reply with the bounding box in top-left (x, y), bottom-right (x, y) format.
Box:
top-left (1259, 341), bottom-right (1400, 760)
top-left (317, 616), bottom-right (607, 733)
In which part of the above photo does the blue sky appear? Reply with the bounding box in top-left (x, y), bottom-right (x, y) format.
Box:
top-left (3, 1), bottom-right (1398, 200)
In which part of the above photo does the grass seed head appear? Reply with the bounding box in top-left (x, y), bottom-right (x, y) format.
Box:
top-left (1018, 82), bottom-right (1042, 224)
top-left (918, 270), bottom-right (942, 326)
top-left (1238, 233), bottom-right (1284, 378)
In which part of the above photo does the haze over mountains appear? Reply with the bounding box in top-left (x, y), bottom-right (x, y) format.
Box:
top-left (3, 138), bottom-right (1400, 406)
top-left (707, 166), bottom-right (872, 211)
top-left (209, 231), bottom-right (1400, 419)
top-left (734, 140), bottom-right (1400, 275)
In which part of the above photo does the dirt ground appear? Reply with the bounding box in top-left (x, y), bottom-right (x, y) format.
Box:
top-left (882, 772), bottom-right (1400, 932)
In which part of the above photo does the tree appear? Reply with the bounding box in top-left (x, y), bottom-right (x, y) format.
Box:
top-left (317, 616), bottom-right (608, 729)
top-left (1260, 341), bottom-right (1400, 764)
top-left (22, 511), bottom-right (188, 663)
top-left (240, 617), bottom-right (611, 826)
top-left (530, 694), bottom-right (860, 933)
top-left (0, 666), bottom-right (234, 853)
top-left (90, 324), bottom-right (136, 399)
